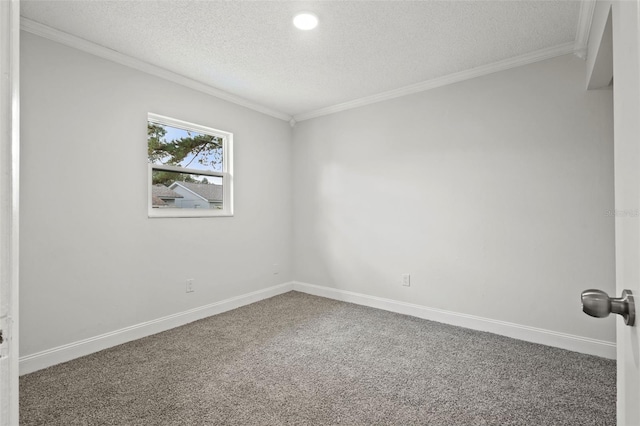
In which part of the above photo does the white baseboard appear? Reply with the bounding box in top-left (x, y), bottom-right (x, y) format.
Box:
top-left (19, 282), bottom-right (294, 375)
top-left (20, 280), bottom-right (615, 375)
top-left (292, 281), bottom-right (616, 360)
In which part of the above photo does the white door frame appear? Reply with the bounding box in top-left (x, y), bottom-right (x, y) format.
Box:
top-left (586, 1), bottom-right (640, 422)
top-left (611, 0), bottom-right (640, 424)
top-left (0, 0), bottom-right (20, 424)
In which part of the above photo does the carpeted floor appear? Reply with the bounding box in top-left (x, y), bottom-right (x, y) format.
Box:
top-left (20, 291), bottom-right (616, 425)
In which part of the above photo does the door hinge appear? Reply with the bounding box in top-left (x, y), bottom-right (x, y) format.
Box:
top-left (0, 329), bottom-right (4, 344)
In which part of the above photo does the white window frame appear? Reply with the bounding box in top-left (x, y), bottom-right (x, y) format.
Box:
top-left (147, 113), bottom-right (233, 218)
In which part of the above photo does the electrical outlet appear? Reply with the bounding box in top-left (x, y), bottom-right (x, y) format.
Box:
top-left (273, 263), bottom-right (279, 275)
top-left (186, 279), bottom-right (195, 293)
top-left (401, 273), bottom-right (411, 287)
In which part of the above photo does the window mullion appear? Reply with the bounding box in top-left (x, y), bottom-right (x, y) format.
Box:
top-left (151, 164), bottom-right (225, 178)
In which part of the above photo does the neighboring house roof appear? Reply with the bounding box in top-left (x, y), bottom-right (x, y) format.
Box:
top-left (152, 184), bottom-right (183, 199)
top-left (152, 195), bottom-right (167, 206)
top-left (170, 181), bottom-right (223, 202)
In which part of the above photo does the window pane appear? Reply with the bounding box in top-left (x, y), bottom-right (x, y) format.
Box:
top-left (151, 170), bottom-right (223, 210)
top-left (148, 122), bottom-right (223, 172)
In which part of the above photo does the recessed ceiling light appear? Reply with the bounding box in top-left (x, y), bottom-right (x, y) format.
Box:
top-left (293, 12), bottom-right (318, 30)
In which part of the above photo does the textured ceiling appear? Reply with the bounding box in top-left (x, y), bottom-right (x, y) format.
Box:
top-left (21, 1), bottom-right (581, 118)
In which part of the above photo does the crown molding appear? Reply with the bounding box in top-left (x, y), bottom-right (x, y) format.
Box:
top-left (20, 18), bottom-right (293, 122)
top-left (293, 41), bottom-right (576, 122)
top-left (574, 0), bottom-right (596, 59)
top-left (21, 17), bottom-right (586, 126)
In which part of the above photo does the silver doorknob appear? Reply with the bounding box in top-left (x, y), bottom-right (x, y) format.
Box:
top-left (581, 289), bottom-right (635, 326)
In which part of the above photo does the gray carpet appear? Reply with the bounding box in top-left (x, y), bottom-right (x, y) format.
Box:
top-left (20, 291), bottom-right (616, 425)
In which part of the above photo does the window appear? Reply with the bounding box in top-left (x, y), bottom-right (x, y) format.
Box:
top-left (147, 113), bottom-right (233, 217)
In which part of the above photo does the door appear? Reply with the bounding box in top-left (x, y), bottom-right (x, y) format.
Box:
top-left (0, 0), bottom-right (20, 424)
top-left (612, 0), bottom-right (640, 424)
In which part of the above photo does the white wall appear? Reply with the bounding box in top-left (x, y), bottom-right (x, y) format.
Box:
top-left (20, 31), bottom-right (616, 364)
top-left (292, 54), bottom-right (616, 343)
top-left (20, 32), bottom-right (292, 357)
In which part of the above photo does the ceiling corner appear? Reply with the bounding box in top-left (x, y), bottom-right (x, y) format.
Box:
top-left (19, 17), bottom-right (293, 123)
top-left (574, 0), bottom-right (596, 59)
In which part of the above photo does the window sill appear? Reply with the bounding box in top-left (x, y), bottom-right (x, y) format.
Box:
top-left (148, 209), bottom-right (234, 218)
